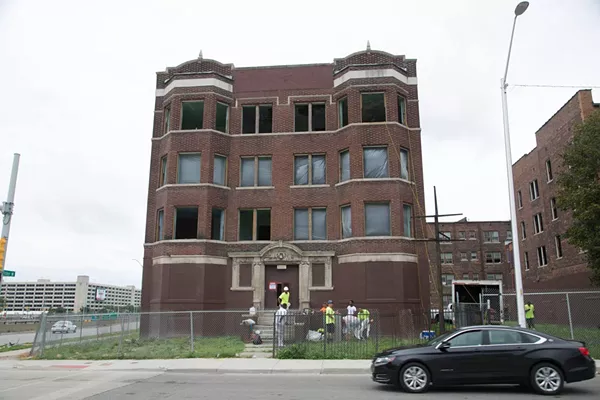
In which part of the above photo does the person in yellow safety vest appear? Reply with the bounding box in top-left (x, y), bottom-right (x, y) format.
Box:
top-left (357, 308), bottom-right (373, 340)
top-left (325, 300), bottom-right (335, 341)
top-left (278, 286), bottom-right (290, 308)
top-left (525, 301), bottom-right (535, 329)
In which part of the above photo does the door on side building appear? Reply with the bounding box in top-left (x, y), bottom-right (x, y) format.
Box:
top-left (264, 264), bottom-right (299, 309)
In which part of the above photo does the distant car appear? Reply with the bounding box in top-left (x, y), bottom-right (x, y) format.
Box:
top-left (371, 325), bottom-right (595, 395)
top-left (51, 321), bottom-right (77, 334)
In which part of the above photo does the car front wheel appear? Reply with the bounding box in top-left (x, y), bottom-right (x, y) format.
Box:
top-left (531, 362), bottom-right (564, 395)
top-left (399, 362), bottom-right (431, 393)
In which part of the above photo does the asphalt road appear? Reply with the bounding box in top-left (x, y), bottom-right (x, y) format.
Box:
top-left (0, 321), bottom-right (138, 346)
top-left (0, 371), bottom-right (597, 400)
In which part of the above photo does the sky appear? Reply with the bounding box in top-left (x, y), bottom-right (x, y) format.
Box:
top-left (0, 0), bottom-right (599, 287)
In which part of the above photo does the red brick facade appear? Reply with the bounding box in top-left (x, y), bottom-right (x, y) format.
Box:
top-left (512, 90), bottom-right (599, 290)
top-left (142, 50), bottom-right (431, 316)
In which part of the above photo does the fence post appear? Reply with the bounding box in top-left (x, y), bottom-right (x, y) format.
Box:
top-left (119, 315), bottom-right (124, 355)
top-left (80, 314), bottom-right (84, 343)
top-left (189, 311), bottom-right (195, 353)
top-left (39, 313), bottom-right (47, 357)
top-left (565, 293), bottom-right (574, 340)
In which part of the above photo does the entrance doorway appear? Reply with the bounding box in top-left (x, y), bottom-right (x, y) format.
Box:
top-left (264, 264), bottom-right (299, 309)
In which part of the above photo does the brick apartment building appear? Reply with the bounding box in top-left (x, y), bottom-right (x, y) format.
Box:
top-left (426, 218), bottom-right (513, 305)
top-left (513, 90), bottom-right (599, 290)
top-left (142, 47), bottom-right (431, 318)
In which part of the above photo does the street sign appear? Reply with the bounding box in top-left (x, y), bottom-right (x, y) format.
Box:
top-left (2, 270), bottom-right (15, 277)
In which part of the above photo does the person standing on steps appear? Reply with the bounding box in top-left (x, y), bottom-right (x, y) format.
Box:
top-left (275, 303), bottom-right (288, 347)
top-left (278, 286), bottom-right (290, 309)
top-left (525, 301), bottom-right (535, 330)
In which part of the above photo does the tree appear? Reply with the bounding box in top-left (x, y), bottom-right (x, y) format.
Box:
top-left (556, 110), bottom-right (600, 286)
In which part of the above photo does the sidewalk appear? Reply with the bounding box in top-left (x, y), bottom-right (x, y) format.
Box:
top-left (0, 357), bottom-right (598, 375)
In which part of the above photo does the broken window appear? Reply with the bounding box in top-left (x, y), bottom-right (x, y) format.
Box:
top-left (487, 273), bottom-right (503, 281)
top-left (403, 204), bottom-right (412, 237)
top-left (177, 153), bottom-right (201, 184)
top-left (240, 156), bottom-right (272, 187)
top-left (211, 208), bottom-right (225, 240)
top-left (529, 179), bottom-right (539, 200)
top-left (294, 208), bottom-right (327, 240)
top-left (458, 231), bottom-right (466, 240)
top-left (174, 207), bottom-right (198, 239)
top-left (537, 246), bottom-right (548, 266)
top-left (363, 147), bottom-right (389, 178)
top-left (164, 107), bottom-right (171, 133)
top-left (294, 154), bottom-right (326, 185)
top-left (524, 252), bottom-right (530, 270)
top-left (216, 102), bottom-right (229, 133)
top-left (517, 190), bottom-right (523, 208)
top-left (239, 209), bottom-right (271, 241)
top-left (468, 231), bottom-right (476, 240)
top-left (365, 203), bottom-right (391, 236)
top-left (485, 252), bottom-right (502, 264)
top-left (341, 205), bottom-right (352, 238)
top-left (545, 159), bottom-right (553, 182)
top-left (361, 93), bottom-right (386, 123)
top-left (242, 105), bottom-right (273, 134)
top-left (294, 103), bottom-right (326, 132)
top-left (521, 221), bottom-right (527, 239)
top-left (311, 263), bottom-right (325, 287)
top-left (156, 209), bottom-right (164, 241)
top-left (339, 150), bottom-right (350, 182)
top-left (400, 149), bottom-right (409, 180)
top-left (555, 235), bottom-right (563, 258)
top-left (159, 155), bottom-right (167, 186)
top-left (551, 198), bottom-right (558, 220)
top-left (181, 101), bottom-right (204, 130)
top-left (533, 213), bottom-right (544, 234)
top-left (483, 231), bottom-right (499, 242)
top-left (338, 97), bottom-right (349, 128)
top-left (397, 95), bottom-right (406, 125)
top-left (213, 155), bottom-right (227, 186)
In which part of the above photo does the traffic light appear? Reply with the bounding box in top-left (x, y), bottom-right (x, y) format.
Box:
top-left (0, 237), bottom-right (6, 268)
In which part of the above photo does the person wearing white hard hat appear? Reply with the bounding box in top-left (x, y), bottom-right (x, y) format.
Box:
top-left (278, 286), bottom-right (290, 308)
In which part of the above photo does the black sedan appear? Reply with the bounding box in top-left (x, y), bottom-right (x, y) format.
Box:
top-left (371, 325), bottom-right (596, 395)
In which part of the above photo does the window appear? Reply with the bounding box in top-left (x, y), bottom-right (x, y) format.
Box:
top-left (517, 190), bottom-right (523, 208)
top-left (242, 105), bottom-right (272, 134)
top-left (338, 97), bottom-right (348, 128)
top-left (555, 235), bottom-right (563, 258)
top-left (507, 230), bottom-right (512, 241)
top-left (159, 156), bottom-right (168, 186)
top-left (439, 231), bottom-right (452, 242)
top-left (524, 251), bottom-right (530, 270)
top-left (486, 273), bottom-right (503, 281)
top-left (468, 231), bottom-right (476, 240)
top-left (448, 330), bottom-right (482, 347)
top-left (441, 253), bottom-right (453, 264)
top-left (311, 263), bottom-right (325, 287)
top-left (240, 156), bottom-right (272, 187)
top-left (156, 209), bottom-right (164, 241)
top-left (473, 273), bottom-right (479, 280)
top-left (485, 252), bottom-right (502, 264)
top-left (181, 101), bottom-right (204, 130)
top-left (462, 273), bottom-right (469, 279)
top-left (551, 198), bottom-right (558, 220)
top-left (529, 179), bottom-right (539, 200)
top-left (341, 205), bottom-right (352, 238)
top-left (458, 231), bottom-right (466, 240)
top-left (533, 213), bottom-right (544, 234)
top-left (470, 251), bottom-right (478, 261)
top-left (339, 150), bottom-right (350, 182)
top-left (294, 208), bottom-right (327, 240)
top-left (211, 209), bottom-right (225, 240)
top-left (215, 102), bottom-right (229, 133)
top-left (545, 159), bottom-right (553, 182)
top-left (441, 273), bottom-right (454, 285)
top-left (294, 103), bottom-right (326, 132)
top-left (483, 231), bottom-right (500, 243)
top-left (403, 204), bottom-right (412, 237)
top-left (164, 107), bottom-right (171, 133)
top-left (521, 221), bottom-right (527, 239)
top-left (365, 203), bottom-right (391, 236)
top-left (174, 207), bottom-right (198, 239)
top-left (294, 154), bottom-right (326, 185)
top-left (213, 155), bottom-right (227, 186)
top-left (363, 147), bottom-right (389, 178)
top-left (361, 93), bottom-right (386, 122)
top-left (460, 252), bottom-right (468, 261)
top-left (397, 95), bottom-right (406, 124)
top-left (488, 330), bottom-right (538, 345)
top-left (400, 149), bottom-right (409, 180)
top-left (239, 209), bottom-right (271, 241)
top-left (537, 246), bottom-right (548, 267)
top-left (177, 153), bottom-right (201, 184)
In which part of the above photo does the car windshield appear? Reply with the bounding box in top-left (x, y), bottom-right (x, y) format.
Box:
top-left (426, 330), bottom-right (457, 346)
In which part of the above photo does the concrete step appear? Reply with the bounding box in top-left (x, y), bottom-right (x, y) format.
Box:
top-left (239, 352), bottom-right (273, 358)
top-left (242, 347), bottom-right (273, 353)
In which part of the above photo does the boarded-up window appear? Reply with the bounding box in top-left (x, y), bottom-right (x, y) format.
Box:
top-left (311, 263), bottom-right (325, 287)
top-left (239, 264), bottom-right (252, 287)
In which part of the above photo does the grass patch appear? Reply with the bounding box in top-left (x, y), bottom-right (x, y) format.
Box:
top-left (0, 343), bottom-right (32, 353)
top-left (37, 335), bottom-right (245, 360)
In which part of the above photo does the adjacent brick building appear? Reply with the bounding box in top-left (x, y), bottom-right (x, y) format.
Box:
top-left (512, 90), bottom-right (599, 290)
top-left (142, 48), bottom-right (431, 319)
top-left (426, 218), bottom-right (513, 305)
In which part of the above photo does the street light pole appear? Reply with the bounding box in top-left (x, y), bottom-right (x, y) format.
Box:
top-left (500, 1), bottom-right (529, 328)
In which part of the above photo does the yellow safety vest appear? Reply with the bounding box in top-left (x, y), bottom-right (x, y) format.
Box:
top-left (279, 292), bottom-right (290, 305)
top-left (358, 309), bottom-right (370, 321)
top-left (525, 304), bottom-right (535, 319)
top-left (326, 306), bottom-right (335, 324)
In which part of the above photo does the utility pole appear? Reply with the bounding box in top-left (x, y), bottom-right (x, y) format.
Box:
top-left (0, 153), bottom-right (21, 286)
top-left (415, 186), bottom-right (462, 334)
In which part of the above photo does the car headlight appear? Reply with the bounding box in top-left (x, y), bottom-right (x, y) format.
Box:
top-left (373, 356), bottom-right (395, 366)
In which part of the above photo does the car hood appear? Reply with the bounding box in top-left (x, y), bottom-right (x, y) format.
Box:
top-left (375, 343), bottom-right (431, 357)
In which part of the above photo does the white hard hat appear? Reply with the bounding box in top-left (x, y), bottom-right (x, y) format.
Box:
top-left (284, 286), bottom-right (289, 291)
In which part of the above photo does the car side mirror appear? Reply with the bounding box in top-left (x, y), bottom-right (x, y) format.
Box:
top-left (436, 341), bottom-right (451, 351)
